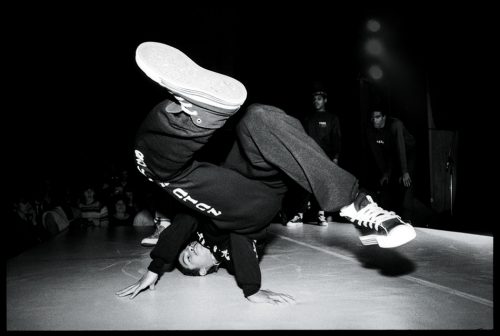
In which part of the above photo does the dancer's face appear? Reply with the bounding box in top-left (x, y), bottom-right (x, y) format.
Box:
top-left (178, 241), bottom-right (215, 275)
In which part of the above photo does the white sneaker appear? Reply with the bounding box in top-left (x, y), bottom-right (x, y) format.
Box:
top-left (340, 193), bottom-right (416, 248)
top-left (135, 42), bottom-right (247, 129)
top-left (286, 214), bottom-right (303, 227)
top-left (141, 217), bottom-right (171, 247)
top-left (317, 213), bottom-right (328, 226)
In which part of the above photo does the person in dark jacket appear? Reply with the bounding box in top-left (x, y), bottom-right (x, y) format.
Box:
top-left (116, 42), bottom-right (416, 304)
top-left (306, 90), bottom-right (342, 164)
top-left (287, 88), bottom-right (342, 227)
top-left (365, 109), bottom-right (416, 220)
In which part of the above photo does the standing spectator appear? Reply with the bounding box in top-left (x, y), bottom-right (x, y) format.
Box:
top-left (287, 86), bottom-right (342, 227)
top-left (365, 109), bottom-right (416, 221)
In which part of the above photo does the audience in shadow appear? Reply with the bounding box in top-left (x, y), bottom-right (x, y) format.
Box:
top-left (7, 190), bottom-right (49, 258)
top-left (108, 194), bottom-right (134, 227)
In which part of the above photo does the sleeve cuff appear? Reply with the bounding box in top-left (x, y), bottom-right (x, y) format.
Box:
top-left (148, 258), bottom-right (165, 275)
top-left (243, 285), bottom-right (261, 298)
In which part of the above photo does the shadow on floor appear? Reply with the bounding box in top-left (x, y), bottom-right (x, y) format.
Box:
top-left (353, 245), bottom-right (417, 276)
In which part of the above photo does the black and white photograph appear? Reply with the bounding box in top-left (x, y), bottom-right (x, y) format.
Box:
top-left (6, 2), bottom-right (494, 331)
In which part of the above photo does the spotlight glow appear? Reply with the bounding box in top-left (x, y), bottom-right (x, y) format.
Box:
top-left (368, 65), bottom-right (383, 80)
top-left (367, 19), bottom-right (381, 32)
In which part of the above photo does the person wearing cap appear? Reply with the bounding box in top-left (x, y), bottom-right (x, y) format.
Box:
top-left (116, 42), bottom-right (416, 304)
top-left (286, 88), bottom-right (342, 227)
top-left (307, 89), bottom-right (342, 165)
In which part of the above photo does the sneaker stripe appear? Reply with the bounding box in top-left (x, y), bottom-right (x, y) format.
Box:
top-left (359, 235), bottom-right (378, 245)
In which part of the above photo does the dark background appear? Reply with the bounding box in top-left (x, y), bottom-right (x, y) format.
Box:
top-left (7, 3), bottom-right (491, 232)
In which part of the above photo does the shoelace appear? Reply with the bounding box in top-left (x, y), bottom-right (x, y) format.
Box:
top-left (353, 202), bottom-right (400, 230)
top-left (174, 95), bottom-right (199, 116)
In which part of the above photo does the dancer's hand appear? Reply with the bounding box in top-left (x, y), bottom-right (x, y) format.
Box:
top-left (246, 289), bottom-right (296, 305)
top-left (116, 270), bottom-right (158, 299)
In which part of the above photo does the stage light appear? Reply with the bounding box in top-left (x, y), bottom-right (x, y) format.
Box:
top-left (367, 19), bottom-right (381, 32)
top-left (368, 65), bottom-right (383, 80)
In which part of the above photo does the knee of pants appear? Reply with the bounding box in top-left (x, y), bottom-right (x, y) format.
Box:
top-left (242, 103), bottom-right (285, 127)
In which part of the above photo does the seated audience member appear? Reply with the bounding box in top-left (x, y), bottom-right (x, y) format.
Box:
top-left (109, 195), bottom-right (134, 227)
top-left (123, 186), bottom-right (140, 216)
top-left (42, 201), bottom-right (72, 236)
top-left (7, 192), bottom-right (47, 258)
top-left (41, 183), bottom-right (79, 236)
top-left (77, 184), bottom-right (109, 227)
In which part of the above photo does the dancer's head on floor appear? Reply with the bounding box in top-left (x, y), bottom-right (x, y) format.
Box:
top-left (177, 241), bottom-right (220, 276)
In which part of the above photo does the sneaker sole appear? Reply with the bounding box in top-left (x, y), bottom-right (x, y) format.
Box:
top-left (141, 240), bottom-right (157, 247)
top-left (286, 222), bottom-right (303, 227)
top-left (136, 42), bottom-right (247, 110)
top-left (359, 224), bottom-right (416, 248)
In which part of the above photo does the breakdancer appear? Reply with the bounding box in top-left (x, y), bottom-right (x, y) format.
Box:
top-left (116, 42), bottom-right (416, 304)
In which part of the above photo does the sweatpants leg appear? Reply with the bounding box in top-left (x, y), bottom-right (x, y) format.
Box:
top-left (231, 104), bottom-right (359, 212)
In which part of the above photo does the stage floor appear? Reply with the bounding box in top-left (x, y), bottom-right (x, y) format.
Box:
top-left (6, 222), bottom-right (493, 330)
